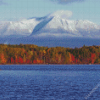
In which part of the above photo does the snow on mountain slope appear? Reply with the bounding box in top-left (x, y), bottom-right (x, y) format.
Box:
top-left (0, 10), bottom-right (100, 38)
top-left (31, 11), bottom-right (100, 38)
top-left (0, 18), bottom-right (42, 37)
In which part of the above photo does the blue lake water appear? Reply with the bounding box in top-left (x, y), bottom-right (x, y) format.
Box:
top-left (0, 65), bottom-right (100, 100)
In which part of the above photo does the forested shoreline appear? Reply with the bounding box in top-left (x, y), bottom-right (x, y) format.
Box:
top-left (0, 44), bottom-right (100, 64)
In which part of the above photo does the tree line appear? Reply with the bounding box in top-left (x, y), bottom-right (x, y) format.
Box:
top-left (0, 44), bottom-right (100, 64)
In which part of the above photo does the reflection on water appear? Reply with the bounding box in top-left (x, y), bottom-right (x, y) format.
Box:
top-left (0, 65), bottom-right (100, 100)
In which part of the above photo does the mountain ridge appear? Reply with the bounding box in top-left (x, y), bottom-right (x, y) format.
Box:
top-left (0, 10), bottom-right (100, 38)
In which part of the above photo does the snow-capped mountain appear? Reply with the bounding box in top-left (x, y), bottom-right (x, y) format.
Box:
top-left (31, 11), bottom-right (100, 38)
top-left (0, 10), bottom-right (100, 38)
top-left (0, 18), bottom-right (42, 37)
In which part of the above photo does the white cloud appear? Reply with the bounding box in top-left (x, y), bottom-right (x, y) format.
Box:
top-left (50, 10), bottom-right (73, 19)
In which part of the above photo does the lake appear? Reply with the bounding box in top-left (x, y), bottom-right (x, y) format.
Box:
top-left (0, 65), bottom-right (100, 100)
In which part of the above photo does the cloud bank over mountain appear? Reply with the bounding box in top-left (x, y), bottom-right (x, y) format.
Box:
top-left (49, 10), bottom-right (72, 19)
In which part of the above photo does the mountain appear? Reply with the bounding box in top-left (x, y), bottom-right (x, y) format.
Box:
top-left (0, 10), bottom-right (100, 47)
top-left (31, 11), bottom-right (100, 38)
top-left (0, 10), bottom-right (100, 38)
top-left (0, 18), bottom-right (41, 37)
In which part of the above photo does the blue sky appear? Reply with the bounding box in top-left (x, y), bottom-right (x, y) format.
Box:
top-left (0, 0), bottom-right (100, 25)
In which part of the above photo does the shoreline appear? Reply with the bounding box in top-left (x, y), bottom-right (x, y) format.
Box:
top-left (0, 64), bottom-right (100, 65)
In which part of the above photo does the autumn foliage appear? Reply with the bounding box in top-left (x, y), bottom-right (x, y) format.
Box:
top-left (0, 44), bottom-right (100, 64)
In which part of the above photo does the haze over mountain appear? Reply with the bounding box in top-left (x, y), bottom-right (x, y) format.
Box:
top-left (0, 10), bottom-right (100, 38)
